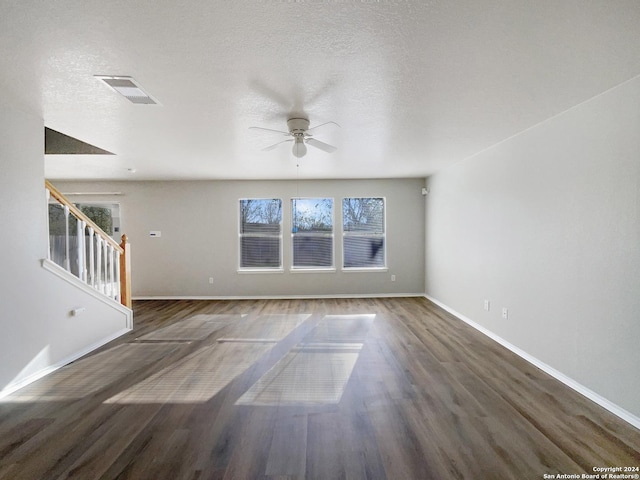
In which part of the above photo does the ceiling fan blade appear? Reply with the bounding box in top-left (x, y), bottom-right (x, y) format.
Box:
top-left (249, 126), bottom-right (290, 136)
top-left (306, 121), bottom-right (341, 134)
top-left (262, 139), bottom-right (293, 151)
top-left (306, 137), bottom-right (337, 153)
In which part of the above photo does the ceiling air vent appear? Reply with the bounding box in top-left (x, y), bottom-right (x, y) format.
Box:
top-left (95, 75), bottom-right (159, 105)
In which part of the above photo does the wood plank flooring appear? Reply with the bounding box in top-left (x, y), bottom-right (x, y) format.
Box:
top-left (0, 297), bottom-right (638, 479)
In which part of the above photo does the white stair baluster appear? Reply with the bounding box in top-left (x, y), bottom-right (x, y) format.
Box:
top-left (108, 244), bottom-right (115, 298)
top-left (80, 221), bottom-right (87, 283)
top-left (64, 205), bottom-right (70, 272)
top-left (88, 228), bottom-right (95, 287)
top-left (103, 240), bottom-right (109, 295)
top-left (45, 189), bottom-right (51, 260)
top-left (76, 218), bottom-right (84, 280)
top-left (96, 237), bottom-right (103, 293)
top-left (115, 250), bottom-right (121, 303)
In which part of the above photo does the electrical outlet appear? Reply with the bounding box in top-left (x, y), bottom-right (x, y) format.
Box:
top-left (483, 300), bottom-right (490, 311)
top-left (391, 274), bottom-right (396, 282)
top-left (208, 277), bottom-right (214, 284)
top-left (502, 307), bottom-right (508, 319)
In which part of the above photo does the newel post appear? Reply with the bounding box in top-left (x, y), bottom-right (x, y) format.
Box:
top-left (119, 234), bottom-right (132, 309)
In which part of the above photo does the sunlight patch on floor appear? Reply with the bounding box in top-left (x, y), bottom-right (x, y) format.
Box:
top-left (222, 314), bottom-right (311, 341)
top-left (104, 342), bottom-right (272, 404)
top-left (236, 314), bottom-right (375, 406)
top-left (3, 344), bottom-right (176, 402)
top-left (236, 344), bottom-right (363, 406)
top-left (105, 314), bottom-right (311, 404)
top-left (137, 313), bottom-right (245, 341)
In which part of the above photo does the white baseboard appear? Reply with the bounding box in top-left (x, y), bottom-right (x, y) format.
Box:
top-left (0, 327), bottom-right (131, 400)
top-left (424, 294), bottom-right (640, 431)
top-left (133, 293), bottom-right (425, 301)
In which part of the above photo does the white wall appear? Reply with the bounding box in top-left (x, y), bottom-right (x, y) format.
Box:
top-left (54, 178), bottom-right (426, 298)
top-left (425, 76), bottom-right (640, 419)
top-left (0, 101), bottom-right (131, 395)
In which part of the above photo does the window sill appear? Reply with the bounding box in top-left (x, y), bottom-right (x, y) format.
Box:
top-left (289, 268), bottom-right (336, 274)
top-left (342, 267), bottom-right (388, 273)
top-left (237, 268), bottom-right (284, 274)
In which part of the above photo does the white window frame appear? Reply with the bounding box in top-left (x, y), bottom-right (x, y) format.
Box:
top-left (342, 197), bottom-right (387, 272)
top-left (290, 197), bottom-right (335, 272)
top-left (238, 198), bottom-right (283, 273)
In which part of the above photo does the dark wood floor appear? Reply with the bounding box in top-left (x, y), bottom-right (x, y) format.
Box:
top-left (0, 297), bottom-right (638, 479)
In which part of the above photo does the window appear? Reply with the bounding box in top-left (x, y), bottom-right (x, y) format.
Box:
top-left (239, 199), bottom-right (282, 270)
top-left (343, 197), bottom-right (385, 268)
top-left (291, 198), bottom-right (334, 269)
top-left (75, 203), bottom-right (121, 238)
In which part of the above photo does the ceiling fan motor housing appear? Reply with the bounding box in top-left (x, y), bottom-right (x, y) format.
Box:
top-left (287, 118), bottom-right (310, 135)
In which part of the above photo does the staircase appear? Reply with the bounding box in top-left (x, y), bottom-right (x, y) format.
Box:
top-left (45, 180), bottom-right (131, 308)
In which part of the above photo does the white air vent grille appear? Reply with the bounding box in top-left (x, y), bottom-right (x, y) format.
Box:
top-left (95, 76), bottom-right (159, 105)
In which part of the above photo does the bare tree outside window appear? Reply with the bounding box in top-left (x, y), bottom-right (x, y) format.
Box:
top-left (343, 197), bottom-right (385, 268)
top-left (239, 199), bottom-right (282, 269)
top-left (79, 205), bottom-right (113, 235)
top-left (241, 199), bottom-right (282, 230)
top-left (292, 198), bottom-right (334, 268)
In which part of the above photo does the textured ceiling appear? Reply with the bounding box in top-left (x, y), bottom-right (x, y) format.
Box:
top-left (2, 1), bottom-right (640, 180)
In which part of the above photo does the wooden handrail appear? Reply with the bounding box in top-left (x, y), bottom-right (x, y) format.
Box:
top-left (45, 180), bottom-right (123, 253)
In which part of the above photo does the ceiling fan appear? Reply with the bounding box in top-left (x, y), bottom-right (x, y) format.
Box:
top-left (250, 118), bottom-right (339, 158)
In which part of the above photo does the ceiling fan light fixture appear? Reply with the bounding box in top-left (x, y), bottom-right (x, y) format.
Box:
top-left (292, 137), bottom-right (307, 158)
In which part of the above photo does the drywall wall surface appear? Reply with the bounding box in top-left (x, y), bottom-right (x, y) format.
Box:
top-left (425, 76), bottom-right (640, 417)
top-left (54, 178), bottom-right (426, 297)
top-left (0, 103), bottom-right (130, 394)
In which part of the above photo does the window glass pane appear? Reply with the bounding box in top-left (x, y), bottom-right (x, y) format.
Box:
top-left (343, 198), bottom-right (384, 233)
top-left (293, 236), bottom-right (333, 267)
top-left (292, 198), bottom-right (333, 233)
top-left (292, 198), bottom-right (334, 268)
top-left (240, 199), bottom-right (282, 234)
top-left (241, 237), bottom-right (281, 268)
top-left (344, 236), bottom-right (385, 267)
top-left (343, 198), bottom-right (386, 269)
top-left (76, 204), bottom-right (117, 236)
top-left (239, 199), bottom-right (282, 269)
top-left (48, 203), bottom-right (66, 268)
